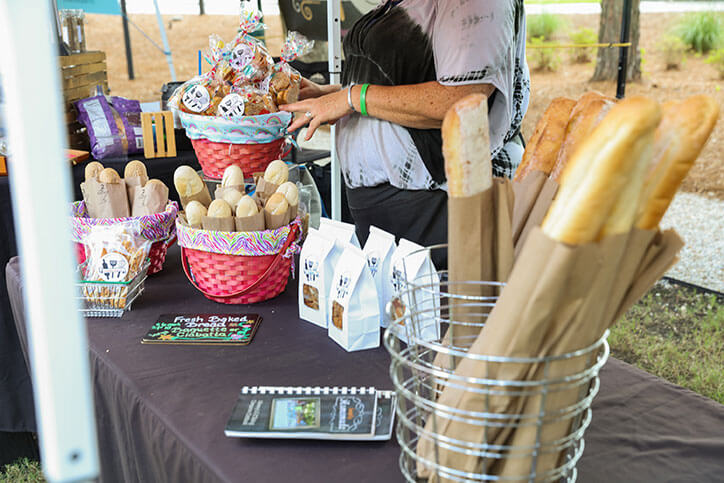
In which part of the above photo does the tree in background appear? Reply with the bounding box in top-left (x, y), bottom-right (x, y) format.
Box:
top-left (592, 0), bottom-right (642, 81)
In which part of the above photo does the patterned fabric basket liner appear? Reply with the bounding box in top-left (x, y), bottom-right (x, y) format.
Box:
top-left (176, 218), bottom-right (303, 304)
top-left (71, 201), bottom-right (178, 275)
top-left (179, 111), bottom-right (294, 180)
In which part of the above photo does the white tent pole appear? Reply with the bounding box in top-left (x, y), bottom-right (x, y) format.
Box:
top-left (0, 2), bottom-right (99, 482)
top-left (327, 0), bottom-right (342, 221)
top-left (153, 0), bottom-right (177, 81)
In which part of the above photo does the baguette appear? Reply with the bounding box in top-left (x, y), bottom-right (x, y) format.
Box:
top-left (542, 96), bottom-right (662, 244)
top-left (549, 92), bottom-right (616, 182)
top-left (513, 97), bottom-right (576, 181)
top-left (635, 95), bottom-right (720, 229)
top-left (442, 93), bottom-right (492, 197)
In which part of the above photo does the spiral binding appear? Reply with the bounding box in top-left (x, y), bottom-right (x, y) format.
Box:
top-left (240, 386), bottom-right (380, 396)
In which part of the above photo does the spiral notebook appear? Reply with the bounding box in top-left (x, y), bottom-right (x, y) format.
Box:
top-left (225, 386), bottom-right (396, 441)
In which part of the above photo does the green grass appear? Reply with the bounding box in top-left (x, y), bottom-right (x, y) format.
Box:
top-left (0, 458), bottom-right (44, 483)
top-left (609, 281), bottom-right (724, 404)
top-left (676, 12), bottom-right (723, 53)
top-left (527, 13), bottom-right (567, 40)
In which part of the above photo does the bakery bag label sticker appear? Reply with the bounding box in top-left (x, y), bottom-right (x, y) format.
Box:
top-left (259, 75), bottom-right (272, 93)
top-left (334, 271), bottom-right (352, 301)
top-left (98, 253), bottom-right (129, 282)
top-left (303, 257), bottom-right (319, 284)
top-left (230, 43), bottom-right (254, 71)
top-left (330, 396), bottom-right (365, 432)
top-left (217, 93), bottom-right (246, 119)
top-left (366, 252), bottom-right (380, 277)
top-left (182, 84), bottom-right (211, 113)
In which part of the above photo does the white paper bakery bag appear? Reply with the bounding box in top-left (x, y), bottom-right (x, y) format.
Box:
top-left (327, 245), bottom-right (380, 352)
top-left (298, 228), bottom-right (343, 329)
top-left (387, 238), bottom-right (440, 343)
top-left (319, 217), bottom-right (361, 248)
top-left (362, 226), bottom-right (397, 328)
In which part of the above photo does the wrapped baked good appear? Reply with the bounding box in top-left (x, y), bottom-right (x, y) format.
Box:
top-left (264, 192), bottom-right (290, 229)
top-left (202, 199), bottom-right (235, 232)
top-left (85, 161), bottom-right (104, 181)
top-left (80, 222), bottom-right (152, 308)
top-left (236, 85), bottom-right (277, 116)
top-left (124, 160), bottom-right (149, 200)
top-left (255, 160), bottom-right (288, 205)
top-left (221, 165), bottom-right (245, 188)
top-left (235, 194), bottom-right (265, 231)
top-left (81, 167), bottom-right (130, 218)
top-left (185, 200), bottom-right (207, 228)
top-left (270, 31), bottom-right (313, 106)
top-left (276, 181), bottom-right (299, 220)
top-left (173, 165), bottom-right (212, 209)
top-left (75, 95), bottom-right (143, 159)
top-left (131, 179), bottom-right (169, 217)
top-left (216, 187), bottom-right (244, 209)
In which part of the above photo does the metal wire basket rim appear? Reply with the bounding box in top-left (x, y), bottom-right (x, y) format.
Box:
top-left (400, 280), bottom-right (504, 303)
top-left (395, 403), bottom-right (594, 457)
top-left (385, 326), bottom-right (610, 366)
top-left (390, 351), bottom-right (608, 396)
top-left (390, 368), bottom-right (602, 426)
top-left (395, 427), bottom-right (586, 482)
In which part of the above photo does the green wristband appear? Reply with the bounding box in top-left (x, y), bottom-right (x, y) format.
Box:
top-left (360, 83), bottom-right (370, 117)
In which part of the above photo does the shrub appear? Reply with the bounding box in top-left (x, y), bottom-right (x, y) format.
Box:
top-left (676, 12), bottom-right (723, 53)
top-left (569, 27), bottom-right (597, 63)
top-left (528, 36), bottom-right (561, 72)
top-left (527, 13), bottom-right (565, 41)
top-left (659, 35), bottom-right (687, 70)
top-left (706, 48), bottom-right (724, 78)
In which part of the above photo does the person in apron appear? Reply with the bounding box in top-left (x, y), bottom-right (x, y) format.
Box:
top-left (281, 0), bottom-right (530, 255)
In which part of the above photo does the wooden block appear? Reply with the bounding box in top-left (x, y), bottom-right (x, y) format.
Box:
top-left (62, 62), bottom-right (106, 79)
top-left (0, 156), bottom-right (6, 176)
top-left (63, 71), bottom-right (107, 90)
top-left (141, 111), bottom-right (177, 159)
top-left (59, 51), bottom-right (105, 67)
top-left (163, 111), bottom-right (177, 158)
top-left (66, 149), bottom-right (90, 166)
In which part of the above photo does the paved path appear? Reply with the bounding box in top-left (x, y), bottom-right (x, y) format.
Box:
top-left (125, 1), bottom-right (724, 16)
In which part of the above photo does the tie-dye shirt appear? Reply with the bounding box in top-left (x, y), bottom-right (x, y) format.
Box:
top-left (337, 0), bottom-right (530, 189)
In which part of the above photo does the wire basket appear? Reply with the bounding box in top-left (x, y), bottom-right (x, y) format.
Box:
top-left (384, 245), bottom-right (610, 482)
top-left (77, 259), bottom-right (150, 318)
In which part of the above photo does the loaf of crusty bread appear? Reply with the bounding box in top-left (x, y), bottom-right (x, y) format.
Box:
top-left (263, 160), bottom-right (289, 185)
top-left (442, 93), bottom-right (492, 197)
top-left (219, 188), bottom-right (244, 209)
top-left (207, 199), bottom-right (232, 218)
top-left (549, 92), bottom-right (616, 182)
top-left (85, 161), bottom-right (104, 181)
top-left (236, 195), bottom-right (259, 217)
top-left (185, 200), bottom-right (207, 226)
top-left (124, 160), bottom-right (147, 179)
top-left (174, 165), bottom-right (205, 197)
top-left (542, 96), bottom-right (662, 244)
top-left (99, 168), bottom-right (122, 184)
top-left (221, 165), bottom-right (245, 187)
top-left (276, 181), bottom-right (299, 206)
top-left (265, 192), bottom-right (289, 215)
top-left (635, 95), bottom-right (719, 229)
top-left (514, 97), bottom-right (576, 181)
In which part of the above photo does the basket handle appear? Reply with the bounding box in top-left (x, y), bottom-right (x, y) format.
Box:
top-left (180, 224), bottom-right (299, 299)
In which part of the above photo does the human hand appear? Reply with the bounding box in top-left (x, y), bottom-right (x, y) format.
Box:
top-left (280, 88), bottom-right (353, 141)
top-left (299, 77), bottom-right (328, 100)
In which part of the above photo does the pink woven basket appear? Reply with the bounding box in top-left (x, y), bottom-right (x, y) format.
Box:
top-left (180, 223), bottom-right (299, 304)
top-left (191, 138), bottom-right (290, 180)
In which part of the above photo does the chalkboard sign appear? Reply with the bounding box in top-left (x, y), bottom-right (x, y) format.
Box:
top-left (141, 314), bottom-right (262, 346)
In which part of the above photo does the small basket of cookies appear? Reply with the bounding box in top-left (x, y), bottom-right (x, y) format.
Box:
top-left (174, 161), bottom-right (303, 304)
top-left (77, 222), bottom-right (153, 317)
top-left (170, 6), bottom-right (313, 179)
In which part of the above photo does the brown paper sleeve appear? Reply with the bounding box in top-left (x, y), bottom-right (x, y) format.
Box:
top-left (201, 216), bottom-right (235, 232)
top-left (264, 208), bottom-right (290, 230)
top-left (511, 170), bottom-right (546, 243)
top-left (235, 211), bottom-right (265, 232)
top-left (255, 178), bottom-right (280, 206)
top-left (81, 178), bottom-right (130, 218)
top-left (514, 176), bottom-right (559, 258)
top-left (179, 185), bottom-right (212, 210)
top-left (124, 174), bottom-right (148, 201)
top-left (131, 182), bottom-right (169, 217)
top-left (289, 203), bottom-right (298, 221)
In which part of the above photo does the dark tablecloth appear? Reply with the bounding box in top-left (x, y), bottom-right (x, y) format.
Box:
top-left (6, 246), bottom-right (724, 482)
